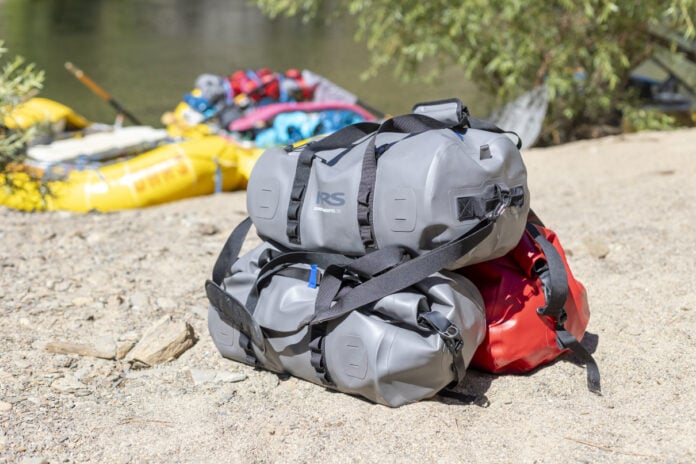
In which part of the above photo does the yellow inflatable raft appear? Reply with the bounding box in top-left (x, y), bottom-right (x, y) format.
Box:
top-left (3, 97), bottom-right (90, 132)
top-left (1, 99), bottom-right (263, 212)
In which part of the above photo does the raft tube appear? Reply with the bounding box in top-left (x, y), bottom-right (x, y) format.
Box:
top-left (1, 136), bottom-right (262, 212)
top-left (228, 101), bottom-right (377, 132)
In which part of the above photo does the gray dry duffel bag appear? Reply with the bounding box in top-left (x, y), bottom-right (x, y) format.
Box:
top-left (206, 219), bottom-right (487, 407)
top-left (246, 98), bottom-right (530, 269)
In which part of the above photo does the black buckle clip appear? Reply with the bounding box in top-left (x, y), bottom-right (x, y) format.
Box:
top-left (419, 312), bottom-right (464, 354)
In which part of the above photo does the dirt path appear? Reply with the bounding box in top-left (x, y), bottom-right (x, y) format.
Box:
top-left (1, 128), bottom-right (695, 463)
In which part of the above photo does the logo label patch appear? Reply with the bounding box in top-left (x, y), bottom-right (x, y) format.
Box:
top-left (313, 191), bottom-right (345, 214)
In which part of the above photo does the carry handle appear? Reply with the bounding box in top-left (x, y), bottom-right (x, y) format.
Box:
top-left (526, 222), bottom-right (569, 321)
top-left (305, 121), bottom-right (380, 153)
top-left (412, 98), bottom-right (469, 126)
top-left (411, 97), bottom-right (522, 148)
top-left (246, 250), bottom-right (356, 314)
top-left (286, 121), bottom-right (380, 245)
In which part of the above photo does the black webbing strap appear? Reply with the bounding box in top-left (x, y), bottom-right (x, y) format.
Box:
top-left (468, 116), bottom-right (522, 149)
top-left (205, 279), bottom-right (265, 349)
top-left (238, 332), bottom-right (261, 367)
top-left (357, 114), bottom-right (457, 250)
top-left (208, 217), bottom-right (265, 366)
top-left (526, 223), bottom-right (568, 321)
top-left (246, 250), bottom-right (355, 313)
top-left (526, 221), bottom-right (602, 394)
top-left (418, 311), bottom-right (467, 383)
top-left (557, 329), bottom-right (602, 394)
top-left (286, 122), bottom-right (380, 245)
top-left (212, 217), bottom-right (253, 285)
top-left (412, 98), bottom-right (523, 148)
top-left (306, 218), bottom-right (495, 327)
top-left (309, 323), bottom-right (333, 386)
top-left (356, 106), bottom-right (521, 251)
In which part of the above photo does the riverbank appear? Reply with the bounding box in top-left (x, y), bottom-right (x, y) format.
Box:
top-left (1, 127), bottom-right (695, 463)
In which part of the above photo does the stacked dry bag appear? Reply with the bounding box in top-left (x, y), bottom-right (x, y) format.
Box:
top-left (205, 98), bottom-right (601, 407)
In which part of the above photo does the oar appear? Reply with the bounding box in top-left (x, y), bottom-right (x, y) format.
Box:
top-left (64, 62), bottom-right (143, 126)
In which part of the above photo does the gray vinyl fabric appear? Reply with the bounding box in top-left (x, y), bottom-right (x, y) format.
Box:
top-left (247, 126), bottom-right (529, 269)
top-left (208, 243), bottom-right (486, 407)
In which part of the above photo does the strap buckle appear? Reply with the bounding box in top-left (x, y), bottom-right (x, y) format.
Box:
top-left (487, 184), bottom-right (512, 219)
top-left (419, 311), bottom-right (463, 354)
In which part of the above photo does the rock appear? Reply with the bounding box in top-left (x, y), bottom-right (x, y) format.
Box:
top-left (583, 235), bottom-right (610, 259)
top-left (125, 316), bottom-right (196, 367)
top-left (116, 340), bottom-right (137, 360)
top-left (45, 336), bottom-right (117, 360)
top-left (54, 280), bottom-right (71, 292)
top-left (51, 377), bottom-right (90, 396)
top-left (188, 368), bottom-right (247, 386)
top-left (190, 305), bottom-right (208, 320)
top-left (129, 292), bottom-right (150, 310)
top-left (0, 400), bottom-right (12, 413)
top-left (155, 297), bottom-right (177, 310)
top-left (20, 457), bottom-right (49, 464)
top-left (197, 223), bottom-right (220, 236)
top-left (71, 296), bottom-right (94, 306)
top-left (51, 355), bottom-right (75, 369)
top-left (107, 294), bottom-right (127, 312)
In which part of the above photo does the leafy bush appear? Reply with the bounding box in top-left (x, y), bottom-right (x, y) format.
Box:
top-left (257, 0), bottom-right (695, 143)
top-left (1, 41), bottom-right (45, 171)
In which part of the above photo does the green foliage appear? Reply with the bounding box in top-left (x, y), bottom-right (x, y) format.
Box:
top-left (1, 40), bottom-right (45, 170)
top-left (256, 0), bottom-right (696, 143)
top-left (621, 106), bottom-right (677, 132)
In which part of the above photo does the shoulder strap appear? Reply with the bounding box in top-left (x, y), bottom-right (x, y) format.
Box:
top-left (526, 218), bottom-right (601, 395)
top-left (308, 217), bottom-right (495, 326)
top-left (212, 217), bottom-right (253, 285)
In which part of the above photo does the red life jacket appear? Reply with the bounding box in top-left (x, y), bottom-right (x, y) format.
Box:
top-left (459, 213), bottom-right (601, 393)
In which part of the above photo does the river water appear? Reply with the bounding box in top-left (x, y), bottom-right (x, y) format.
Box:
top-left (0, 0), bottom-right (492, 126)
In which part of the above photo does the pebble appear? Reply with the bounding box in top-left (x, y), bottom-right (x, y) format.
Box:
top-left (188, 368), bottom-right (248, 386)
top-left (71, 296), bottom-right (94, 306)
top-left (54, 281), bottom-right (71, 292)
top-left (190, 306), bottom-right (208, 320)
top-left (0, 400), bottom-right (12, 413)
top-left (51, 377), bottom-right (91, 396)
top-left (583, 235), bottom-right (610, 259)
top-left (107, 294), bottom-right (128, 312)
top-left (129, 292), bottom-right (150, 310)
top-left (19, 457), bottom-right (49, 464)
top-left (155, 297), bottom-right (177, 310)
top-left (197, 223), bottom-right (220, 236)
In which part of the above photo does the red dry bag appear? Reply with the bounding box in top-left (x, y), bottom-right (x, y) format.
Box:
top-left (459, 212), bottom-right (601, 393)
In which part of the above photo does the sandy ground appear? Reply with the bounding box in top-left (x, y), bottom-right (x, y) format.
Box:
top-left (1, 127), bottom-right (695, 463)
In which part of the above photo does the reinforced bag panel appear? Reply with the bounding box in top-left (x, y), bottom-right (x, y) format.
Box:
top-left (458, 212), bottom-right (601, 393)
top-left (206, 241), bottom-right (486, 407)
top-left (246, 99), bottom-right (530, 269)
